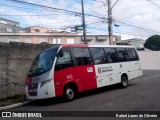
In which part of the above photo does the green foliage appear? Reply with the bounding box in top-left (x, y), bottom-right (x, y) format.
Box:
top-left (144, 35), bottom-right (160, 51)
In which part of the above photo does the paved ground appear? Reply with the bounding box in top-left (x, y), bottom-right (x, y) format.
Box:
top-left (2, 70), bottom-right (158, 120)
top-left (0, 96), bottom-right (25, 107)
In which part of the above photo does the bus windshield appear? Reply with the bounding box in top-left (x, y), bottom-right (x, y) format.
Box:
top-left (27, 46), bottom-right (59, 76)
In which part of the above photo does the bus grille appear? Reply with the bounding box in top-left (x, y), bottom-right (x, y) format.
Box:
top-left (28, 83), bottom-right (38, 96)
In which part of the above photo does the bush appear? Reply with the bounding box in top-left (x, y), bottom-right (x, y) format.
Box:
top-left (144, 35), bottom-right (160, 51)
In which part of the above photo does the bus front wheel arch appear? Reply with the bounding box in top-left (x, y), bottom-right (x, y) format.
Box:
top-left (120, 74), bottom-right (128, 88)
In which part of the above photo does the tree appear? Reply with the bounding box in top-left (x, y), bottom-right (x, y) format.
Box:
top-left (144, 35), bottom-right (160, 51)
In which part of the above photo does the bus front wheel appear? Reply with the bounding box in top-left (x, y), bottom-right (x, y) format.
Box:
top-left (121, 75), bottom-right (128, 88)
top-left (63, 86), bottom-right (75, 102)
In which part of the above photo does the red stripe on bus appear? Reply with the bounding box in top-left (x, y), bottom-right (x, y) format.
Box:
top-left (54, 65), bottom-right (97, 96)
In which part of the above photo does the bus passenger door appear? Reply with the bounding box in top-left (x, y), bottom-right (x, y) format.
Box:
top-left (54, 48), bottom-right (75, 96)
top-left (89, 48), bottom-right (109, 88)
top-left (70, 48), bottom-right (97, 91)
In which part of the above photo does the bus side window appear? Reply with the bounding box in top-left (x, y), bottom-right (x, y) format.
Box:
top-left (116, 48), bottom-right (129, 62)
top-left (126, 48), bottom-right (139, 61)
top-left (89, 48), bottom-right (106, 64)
top-left (55, 49), bottom-right (73, 71)
top-left (71, 48), bottom-right (92, 66)
top-left (104, 48), bottom-right (119, 63)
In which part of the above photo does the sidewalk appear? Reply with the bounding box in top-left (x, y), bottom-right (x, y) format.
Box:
top-left (0, 95), bottom-right (29, 111)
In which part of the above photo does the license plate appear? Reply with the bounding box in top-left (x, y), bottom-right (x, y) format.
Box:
top-left (28, 89), bottom-right (34, 92)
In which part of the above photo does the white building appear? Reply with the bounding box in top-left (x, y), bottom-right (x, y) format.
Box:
top-left (122, 38), bottom-right (145, 50)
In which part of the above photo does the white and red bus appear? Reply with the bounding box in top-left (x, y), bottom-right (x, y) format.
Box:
top-left (25, 44), bottom-right (143, 101)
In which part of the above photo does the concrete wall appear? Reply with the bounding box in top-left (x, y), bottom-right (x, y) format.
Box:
top-left (138, 51), bottom-right (160, 70)
top-left (0, 42), bottom-right (52, 99)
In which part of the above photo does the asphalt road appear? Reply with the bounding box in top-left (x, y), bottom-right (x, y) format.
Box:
top-left (8, 70), bottom-right (160, 119)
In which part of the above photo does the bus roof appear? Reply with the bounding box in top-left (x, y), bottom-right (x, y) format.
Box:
top-left (62, 44), bottom-right (88, 48)
top-left (61, 44), bottom-right (135, 48)
top-left (89, 44), bottom-right (135, 48)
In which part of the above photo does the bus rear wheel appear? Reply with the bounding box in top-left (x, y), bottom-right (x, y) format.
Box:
top-left (63, 86), bottom-right (75, 102)
top-left (120, 75), bottom-right (128, 88)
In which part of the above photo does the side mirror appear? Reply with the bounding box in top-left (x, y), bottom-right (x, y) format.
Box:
top-left (59, 50), bottom-right (64, 57)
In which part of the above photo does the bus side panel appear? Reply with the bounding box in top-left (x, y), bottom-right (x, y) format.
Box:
top-left (94, 63), bottom-right (121, 88)
top-left (54, 65), bottom-right (97, 96)
top-left (122, 61), bottom-right (143, 80)
top-left (54, 68), bottom-right (76, 97)
top-left (72, 65), bottom-right (97, 91)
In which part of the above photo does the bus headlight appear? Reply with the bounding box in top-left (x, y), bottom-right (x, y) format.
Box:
top-left (40, 79), bottom-right (51, 88)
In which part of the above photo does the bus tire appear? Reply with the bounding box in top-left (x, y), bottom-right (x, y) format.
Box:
top-left (63, 85), bottom-right (76, 102)
top-left (120, 75), bottom-right (128, 88)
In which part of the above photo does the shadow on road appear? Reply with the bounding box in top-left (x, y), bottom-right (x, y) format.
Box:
top-left (27, 97), bottom-right (64, 106)
top-left (27, 83), bottom-right (136, 106)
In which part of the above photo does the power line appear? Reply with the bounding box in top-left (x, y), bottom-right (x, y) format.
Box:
top-left (86, 21), bottom-right (102, 25)
top-left (111, 0), bottom-right (120, 10)
top-left (87, 25), bottom-right (151, 37)
top-left (87, 26), bottom-right (150, 37)
top-left (5, 0), bottom-right (78, 14)
top-left (0, 2), bottom-right (106, 18)
top-left (5, 0), bottom-right (107, 19)
top-left (0, 13), bottom-right (68, 16)
top-left (91, 0), bottom-right (106, 4)
top-left (76, 0), bottom-right (105, 16)
top-left (114, 31), bottom-right (149, 37)
top-left (146, 0), bottom-right (160, 8)
top-left (113, 30), bottom-right (153, 37)
top-left (120, 10), bottom-right (154, 20)
top-left (113, 18), bottom-right (160, 34)
top-left (44, 0), bottom-right (82, 11)
top-left (0, 4), bottom-right (39, 10)
top-left (0, 3), bottom-right (81, 16)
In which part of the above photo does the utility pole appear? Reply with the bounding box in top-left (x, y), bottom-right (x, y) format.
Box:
top-left (107, 0), bottom-right (113, 45)
top-left (81, 0), bottom-right (87, 44)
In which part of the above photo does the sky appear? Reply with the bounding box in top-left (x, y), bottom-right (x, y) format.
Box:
top-left (1, 0), bottom-right (160, 40)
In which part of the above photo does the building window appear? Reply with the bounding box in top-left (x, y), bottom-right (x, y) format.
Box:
top-left (15, 23), bottom-right (19, 26)
top-left (7, 28), bottom-right (12, 32)
top-left (39, 38), bottom-right (47, 43)
top-left (0, 20), bottom-right (7, 24)
top-left (96, 36), bottom-right (107, 41)
top-left (67, 38), bottom-right (74, 44)
top-left (35, 29), bottom-right (40, 32)
top-left (8, 37), bottom-right (19, 42)
top-left (19, 31), bottom-right (25, 33)
top-left (81, 36), bottom-right (94, 42)
top-left (24, 37), bottom-right (32, 43)
top-left (53, 38), bottom-right (61, 44)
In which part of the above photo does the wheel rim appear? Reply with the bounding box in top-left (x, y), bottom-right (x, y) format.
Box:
top-left (123, 80), bottom-right (127, 86)
top-left (122, 77), bottom-right (128, 87)
top-left (66, 88), bottom-right (74, 100)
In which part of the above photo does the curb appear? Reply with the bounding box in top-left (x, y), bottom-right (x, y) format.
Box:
top-left (0, 101), bottom-right (31, 111)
